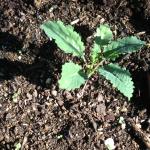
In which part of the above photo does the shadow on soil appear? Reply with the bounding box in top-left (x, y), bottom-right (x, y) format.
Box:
top-left (0, 32), bottom-right (61, 87)
top-left (0, 24), bottom-right (91, 87)
top-left (129, 0), bottom-right (150, 34)
top-left (126, 122), bottom-right (147, 150)
top-left (132, 70), bottom-right (150, 115)
top-left (74, 24), bottom-right (93, 43)
top-left (125, 1), bottom-right (150, 148)
top-left (127, 0), bottom-right (150, 117)
top-left (126, 70), bottom-right (150, 149)
top-left (0, 32), bottom-right (23, 52)
top-left (0, 142), bottom-right (15, 149)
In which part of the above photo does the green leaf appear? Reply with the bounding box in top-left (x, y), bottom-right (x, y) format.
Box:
top-left (95, 24), bottom-right (113, 43)
top-left (15, 143), bottom-right (21, 150)
top-left (58, 62), bottom-right (86, 90)
top-left (40, 21), bottom-right (85, 58)
top-left (91, 43), bottom-right (100, 63)
top-left (99, 63), bottom-right (134, 100)
top-left (104, 36), bottom-right (145, 60)
top-left (103, 50), bottom-right (120, 61)
top-left (91, 24), bottom-right (113, 62)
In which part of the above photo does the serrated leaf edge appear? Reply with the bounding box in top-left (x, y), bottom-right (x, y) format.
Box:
top-left (99, 63), bottom-right (134, 100)
top-left (40, 20), bottom-right (85, 58)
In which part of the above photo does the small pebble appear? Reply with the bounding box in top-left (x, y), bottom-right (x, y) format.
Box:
top-left (6, 113), bottom-right (12, 120)
top-left (97, 94), bottom-right (104, 102)
top-left (57, 99), bottom-right (64, 106)
top-left (121, 123), bottom-right (126, 130)
top-left (33, 90), bottom-right (38, 97)
top-left (96, 103), bottom-right (106, 115)
top-left (71, 19), bottom-right (80, 25)
top-left (18, 56), bottom-right (22, 60)
top-left (26, 93), bottom-right (32, 100)
top-left (0, 131), bottom-right (4, 141)
top-left (104, 138), bottom-right (115, 150)
top-left (51, 90), bottom-right (57, 97)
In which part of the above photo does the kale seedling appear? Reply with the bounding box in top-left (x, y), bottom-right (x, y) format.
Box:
top-left (40, 21), bottom-right (145, 100)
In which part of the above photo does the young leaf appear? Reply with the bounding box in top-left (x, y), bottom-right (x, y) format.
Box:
top-left (91, 24), bottom-right (113, 62)
top-left (95, 24), bottom-right (113, 45)
top-left (104, 36), bottom-right (145, 60)
top-left (58, 62), bottom-right (86, 90)
top-left (91, 43), bottom-right (100, 63)
top-left (99, 63), bottom-right (134, 100)
top-left (40, 21), bottom-right (85, 58)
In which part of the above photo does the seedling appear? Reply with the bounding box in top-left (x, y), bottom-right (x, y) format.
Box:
top-left (15, 143), bottom-right (21, 150)
top-left (12, 90), bottom-right (20, 103)
top-left (118, 116), bottom-right (126, 129)
top-left (56, 134), bottom-right (63, 139)
top-left (40, 21), bottom-right (145, 100)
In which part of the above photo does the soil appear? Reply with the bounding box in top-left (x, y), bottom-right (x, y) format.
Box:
top-left (0, 0), bottom-right (150, 149)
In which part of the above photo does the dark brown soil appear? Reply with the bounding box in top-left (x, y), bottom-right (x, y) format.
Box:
top-left (0, 0), bottom-right (150, 149)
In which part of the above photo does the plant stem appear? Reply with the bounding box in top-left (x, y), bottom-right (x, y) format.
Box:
top-left (78, 59), bottom-right (105, 99)
top-left (82, 56), bottom-right (87, 65)
top-left (78, 79), bottom-right (89, 98)
top-left (88, 59), bottom-right (105, 78)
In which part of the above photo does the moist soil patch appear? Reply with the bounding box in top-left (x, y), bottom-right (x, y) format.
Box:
top-left (0, 0), bottom-right (150, 149)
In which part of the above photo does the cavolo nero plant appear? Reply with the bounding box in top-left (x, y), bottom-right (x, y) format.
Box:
top-left (40, 20), bottom-right (145, 100)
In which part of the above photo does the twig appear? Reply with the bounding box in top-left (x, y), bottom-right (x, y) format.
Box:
top-left (77, 79), bottom-right (89, 99)
top-left (21, 133), bottom-right (28, 150)
top-left (78, 59), bottom-right (105, 99)
top-left (126, 118), bottom-right (150, 149)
